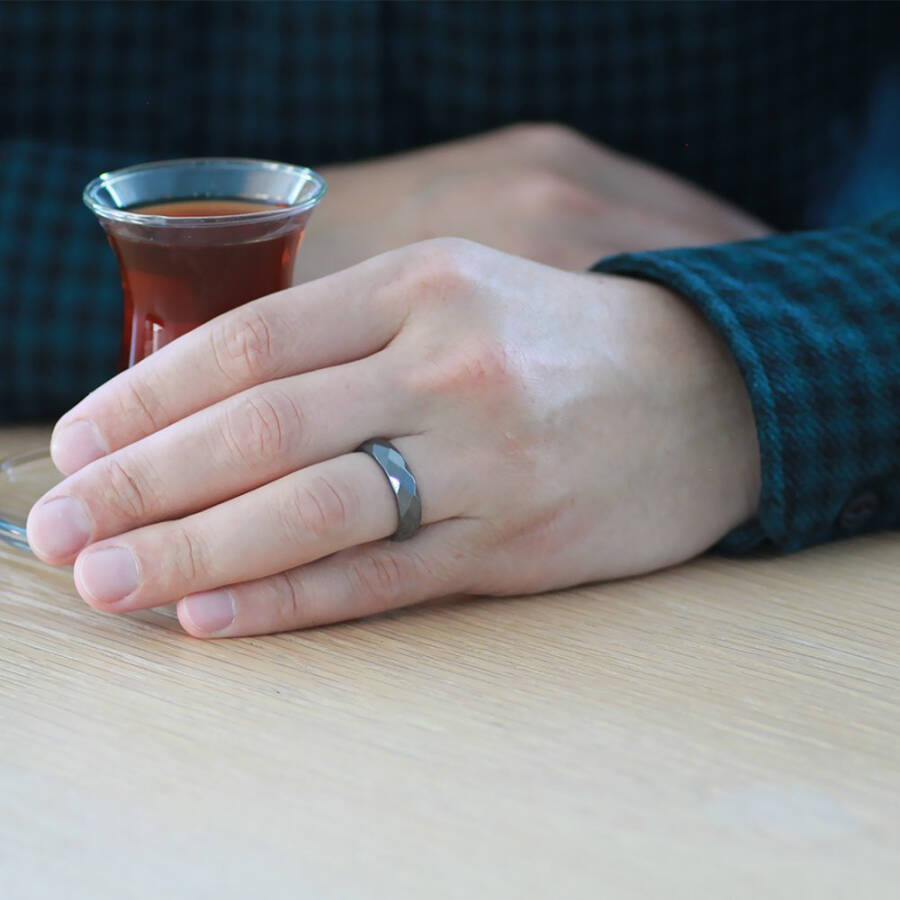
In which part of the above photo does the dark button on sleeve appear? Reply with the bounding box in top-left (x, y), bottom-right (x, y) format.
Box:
top-left (838, 490), bottom-right (881, 532)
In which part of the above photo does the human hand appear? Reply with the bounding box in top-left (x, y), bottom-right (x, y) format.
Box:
top-left (302, 124), bottom-right (771, 279)
top-left (29, 239), bottom-right (760, 637)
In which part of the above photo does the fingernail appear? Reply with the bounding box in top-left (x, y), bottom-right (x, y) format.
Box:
top-left (179, 590), bottom-right (236, 635)
top-left (27, 496), bottom-right (93, 559)
top-left (77, 546), bottom-right (141, 606)
top-left (51, 419), bottom-right (109, 474)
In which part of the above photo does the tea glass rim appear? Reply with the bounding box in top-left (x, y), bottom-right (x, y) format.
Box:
top-left (82, 156), bottom-right (327, 228)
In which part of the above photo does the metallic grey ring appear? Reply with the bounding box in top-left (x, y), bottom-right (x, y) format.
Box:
top-left (357, 438), bottom-right (422, 542)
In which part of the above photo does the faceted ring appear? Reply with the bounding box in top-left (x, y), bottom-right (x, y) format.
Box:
top-left (356, 438), bottom-right (422, 542)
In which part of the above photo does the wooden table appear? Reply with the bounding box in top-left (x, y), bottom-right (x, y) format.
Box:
top-left (1, 425), bottom-right (898, 899)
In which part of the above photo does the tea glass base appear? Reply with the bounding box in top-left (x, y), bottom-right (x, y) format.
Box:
top-left (0, 448), bottom-right (64, 552)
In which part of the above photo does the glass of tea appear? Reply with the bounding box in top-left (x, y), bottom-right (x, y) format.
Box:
top-left (0, 158), bottom-right (327, 552)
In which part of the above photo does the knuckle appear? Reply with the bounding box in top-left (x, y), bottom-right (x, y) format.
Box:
top-left (346, 552), bottom-right (407, 605)
top-left (172, 525), bottom-right (206, 584)
top-left (222, 388), bottom-right (303, 468)
top-left (100, 455), bottom-right (154, 522)
top-left (284, 473), bottom-right (356, 542)
top-left (393, 238), bottom-right (478, 304)
top-left (209, 306), bottom-right (276, 385)
top-left (271, 571), bottom-right (312, 623)
top-left (511, 168), bottom-right (586, 214)
top-left (119, 375), bottom-right (165, 436)
top-left (415, 335), bottom-right (517, 401)
top-left (506, 121), bottom-right (585, 156)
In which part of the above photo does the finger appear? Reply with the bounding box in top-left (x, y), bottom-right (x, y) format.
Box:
top-left (29, 352), bottom-right (415, 564)
top-left (50, 248), bottom-right (413, 474)
top-left (177, 518), bottom-right (475, 638)
top-left (71, 437), bottom-right (460, 612)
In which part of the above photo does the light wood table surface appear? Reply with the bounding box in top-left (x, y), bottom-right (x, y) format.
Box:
top-left (1, 424), bottom-right (898, 899)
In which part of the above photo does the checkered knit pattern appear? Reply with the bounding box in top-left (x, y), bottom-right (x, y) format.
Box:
top-left (1, 1), bottom-right (897, 551)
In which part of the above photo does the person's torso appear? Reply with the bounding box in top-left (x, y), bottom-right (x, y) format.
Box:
top-left (2, 0), bottom-right (895, 228)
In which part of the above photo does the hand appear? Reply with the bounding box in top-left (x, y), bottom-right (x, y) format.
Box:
top-left (29, 239), bottom-right (760, 638)
top-left (301, 124), bottom-right (771, 279)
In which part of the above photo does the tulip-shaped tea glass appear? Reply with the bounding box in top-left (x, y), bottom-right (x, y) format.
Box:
top-left (0, 158), bottom-right (326, 551)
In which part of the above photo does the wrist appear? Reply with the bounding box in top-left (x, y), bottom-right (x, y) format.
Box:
top-left (599, 274), bottom-right (761, 542)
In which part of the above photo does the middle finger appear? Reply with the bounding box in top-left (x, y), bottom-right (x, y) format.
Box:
top-left (27, 352), bottom-right (416, 564)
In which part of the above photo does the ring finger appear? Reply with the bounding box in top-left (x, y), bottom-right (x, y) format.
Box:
top-left (71, 435), bottom-right (461, 612)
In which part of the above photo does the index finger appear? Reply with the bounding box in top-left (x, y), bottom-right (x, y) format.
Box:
top-left (50, 248), bottom-right (410, 475)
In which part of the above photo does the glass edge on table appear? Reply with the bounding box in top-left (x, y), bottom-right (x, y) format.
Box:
top-left (0, 448), bottom-right (62, 552)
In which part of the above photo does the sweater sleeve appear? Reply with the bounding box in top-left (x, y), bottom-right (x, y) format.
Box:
top-left (591, 212), bottom-right (900, 554)
top-left (0, 138), bottom-right (136, 423)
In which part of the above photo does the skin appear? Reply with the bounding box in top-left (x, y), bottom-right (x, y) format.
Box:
top-left (27, 125), bottom-right (765, 638)
top-left (301, 123), bottom-right (771, 279)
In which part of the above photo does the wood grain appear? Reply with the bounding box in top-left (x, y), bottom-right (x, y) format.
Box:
top-left (1, 425), bottom-right (898, 899)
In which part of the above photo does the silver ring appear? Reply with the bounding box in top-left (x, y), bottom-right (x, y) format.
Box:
top-left (357, 438), bottom-right (422, 541)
